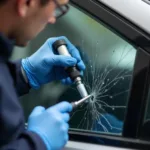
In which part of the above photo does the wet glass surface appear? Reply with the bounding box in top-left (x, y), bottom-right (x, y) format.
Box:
top-left (12, 5), bottom-right (137, 135)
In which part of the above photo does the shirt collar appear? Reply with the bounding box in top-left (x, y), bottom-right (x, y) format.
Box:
top-left (0, 33), bottom-right (15, 61)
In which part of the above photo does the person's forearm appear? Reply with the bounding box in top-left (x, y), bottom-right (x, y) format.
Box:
top-left (8, 59), bottom-right (31, 96)
top-left (21, 65), bottom-right (29, 84)
top-left (1, 131), bottom-right (46, 150)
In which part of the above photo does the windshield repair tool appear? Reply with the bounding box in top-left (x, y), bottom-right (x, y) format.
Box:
top-left (53, 39), bottom-right (88, 98)
top-left (71, 95), bottom-right (92, 110)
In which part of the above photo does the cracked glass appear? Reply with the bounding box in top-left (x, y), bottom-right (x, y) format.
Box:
top-left (12, 5), bottom-right (137, 135)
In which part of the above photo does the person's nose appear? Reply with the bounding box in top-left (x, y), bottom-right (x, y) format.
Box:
top-left (48, 17), bottom-right (56, 24)
top-left (58, 0), bottom-right (69, 5)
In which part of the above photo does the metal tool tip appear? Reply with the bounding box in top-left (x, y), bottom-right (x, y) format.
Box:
top-left (87, 94), bottom-right (92, 99)
top-left (84, 94), bottom-right (92, 103)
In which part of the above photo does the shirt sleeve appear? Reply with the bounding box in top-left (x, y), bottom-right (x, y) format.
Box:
top-left (1, 131), bottom-right (47, 150)
top-left (0, 62), bottom-right (46, 150)
top-left (7, 59), bottom-right (31, 96)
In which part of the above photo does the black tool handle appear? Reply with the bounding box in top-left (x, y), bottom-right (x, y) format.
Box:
top-left (53, 39), bottom-right (67, 50)
top-left (53, 39), bottom-right (81, 81)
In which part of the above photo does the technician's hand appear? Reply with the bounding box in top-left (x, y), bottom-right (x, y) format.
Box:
top-left (27, 102), bottom-right (72, 150)
top-left (22, 36), bottom-right (85, 89)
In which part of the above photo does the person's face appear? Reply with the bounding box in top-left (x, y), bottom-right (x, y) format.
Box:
top-left (12, 0), bottom-right (69, 46)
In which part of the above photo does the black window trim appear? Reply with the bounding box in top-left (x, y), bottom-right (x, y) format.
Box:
top-left (69, 129), bottom-right (150, 149)
top-left (69, 0), bottom-right (150, 149)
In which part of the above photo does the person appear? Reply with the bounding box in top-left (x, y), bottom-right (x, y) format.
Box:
top-left (0, 0), bottom-right (85, 150)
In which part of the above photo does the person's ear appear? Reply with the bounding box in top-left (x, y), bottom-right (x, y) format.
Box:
top-left (16, 0), bottom-right (36, 17)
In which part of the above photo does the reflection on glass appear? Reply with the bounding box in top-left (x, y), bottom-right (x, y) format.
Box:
top-left (12, 5), bottom-right (137, 135)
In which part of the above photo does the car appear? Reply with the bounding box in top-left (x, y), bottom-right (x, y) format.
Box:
top-left (12, 0), bottom-right (150, 149)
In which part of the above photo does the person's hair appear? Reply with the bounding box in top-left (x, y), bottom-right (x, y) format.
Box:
top-left (0, 0), bottom-right (50, 6)
top-left (0, 0), bottom-right (6, 5)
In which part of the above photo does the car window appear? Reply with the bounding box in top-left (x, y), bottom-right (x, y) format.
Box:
top-left (11, 5), bottom-right (136, 136)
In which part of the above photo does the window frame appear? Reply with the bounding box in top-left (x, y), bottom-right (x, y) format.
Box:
top-left (69, 0), bottom-right (150, 149)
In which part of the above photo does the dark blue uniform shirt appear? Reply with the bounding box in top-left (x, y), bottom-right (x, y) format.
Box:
top-left (0, 33), bottom-right (46, 150)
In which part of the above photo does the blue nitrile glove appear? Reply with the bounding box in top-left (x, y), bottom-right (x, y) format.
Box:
top-left (22, 36), bottom-right (85, 89)
top-left (27, 101), bottom-right (72, 150)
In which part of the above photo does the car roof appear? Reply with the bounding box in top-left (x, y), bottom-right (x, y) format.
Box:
top-left (98, 0), bottom-right (150, 34)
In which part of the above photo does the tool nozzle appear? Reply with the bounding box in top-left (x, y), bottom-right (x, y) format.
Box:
top-left (71, 95), bottom-right (92, 110)
top-left (74, 77), bottom-right (88, 98)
